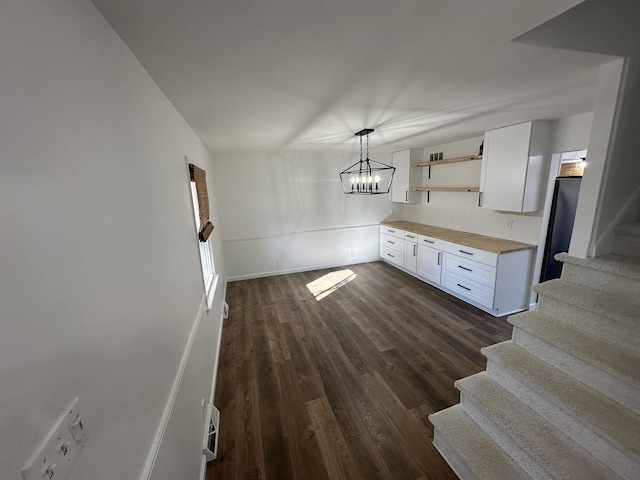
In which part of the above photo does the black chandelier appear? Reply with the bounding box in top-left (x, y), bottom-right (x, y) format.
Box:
top-left (339, 129), bottom-right (395, 195)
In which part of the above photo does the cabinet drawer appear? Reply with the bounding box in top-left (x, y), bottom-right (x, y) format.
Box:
top-left (404, 231), bottom-right (418, 243)
top-left (380, 233), bottom-right (404, 252)
top-left (442, 253), bottom-right (496, 288)
top-left (380, 246), bottom-right (404, 267)
top-left (418, 234), bottom-right (442, 249)
top-left (441, 241), bottom-right (497, 267)
top-left (441, 270), bottom-right (495, 309)
top-left (380, 225), bottom-right (405, 239)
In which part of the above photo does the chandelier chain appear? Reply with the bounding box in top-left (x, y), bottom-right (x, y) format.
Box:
top-left (366, 132), bottom-right (369, 160)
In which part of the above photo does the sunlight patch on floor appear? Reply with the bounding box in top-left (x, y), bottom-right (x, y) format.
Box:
top-left (306, 269), bottom-right (356, 301)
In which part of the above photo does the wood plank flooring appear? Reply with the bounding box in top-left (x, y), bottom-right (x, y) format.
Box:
top-left (207, 261), bottom-right (512, 480)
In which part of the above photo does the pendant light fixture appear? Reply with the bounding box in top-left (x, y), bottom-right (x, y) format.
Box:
top-left (339, 129), bottom-right (395, 195)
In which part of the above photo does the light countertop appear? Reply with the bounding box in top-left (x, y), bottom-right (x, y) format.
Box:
top-left (381, 221), bottom-right (536, 254)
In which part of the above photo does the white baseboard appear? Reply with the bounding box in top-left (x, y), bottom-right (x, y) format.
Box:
top-left (226, 257), bottom-right (381, 282)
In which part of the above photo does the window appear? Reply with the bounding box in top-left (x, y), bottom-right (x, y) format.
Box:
top-left (188, 159), bottom-right (217, 308)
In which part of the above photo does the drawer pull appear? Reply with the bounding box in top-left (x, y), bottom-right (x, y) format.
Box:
top-left (413, 244), bottom-right (417, 256)
top-left (458, 265), bottom-right (473, 272)
top-left (437, 252), bottom-right (441, 265)
top-left (388, 241), bottom-right (395, 244)
top-left (423, 239), bottom-right (435, 244)
top-left (387, 229), bottom-right (395, 233)
top-left (406, 235), bottom-right (416, 239)
top-left (387, 253), bottom-right (395, 258)
top-left (457, 283), bottom-right (471, 291)
top-left (459, 249), bottom-right (474, 256)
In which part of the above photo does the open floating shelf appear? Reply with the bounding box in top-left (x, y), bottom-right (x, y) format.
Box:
top-left (413, 186), bottom-right (480, 203)
top-left (413, 154), bottom-right (482, 168)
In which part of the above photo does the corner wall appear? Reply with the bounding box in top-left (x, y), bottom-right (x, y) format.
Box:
top-left (403, 113), bottom-right (592, 291)
top-left (0, 1), bottom-right (225, 479)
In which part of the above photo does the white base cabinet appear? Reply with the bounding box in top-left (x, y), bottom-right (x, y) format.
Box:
top-left (380, 224), bottom-right (534, 317)
top-left (416, 234), bottom-right (442, 284)
top-left (379, 226), bottom-right (419, 272)
top-left (403, 231), bottom-right (418, 273)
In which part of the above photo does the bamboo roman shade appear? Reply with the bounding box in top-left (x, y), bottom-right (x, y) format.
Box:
top-left (189, 163), bottom-right (215, 242)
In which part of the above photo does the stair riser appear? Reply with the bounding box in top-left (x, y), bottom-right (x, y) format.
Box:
top-left (486, 359), bottom-right (640, 479)
top-left (536, 296), bottom-right (640, 354)
top-left (612, 236), bottom-right (640, 258)
top-left (432, 430), bottom-right (479, 480)
top-left (512, 328), bottom-right (640, 416)
top-left (459, 393), bottom-right (553, 480)
top-left (561, 263), bottom-right (640, 304)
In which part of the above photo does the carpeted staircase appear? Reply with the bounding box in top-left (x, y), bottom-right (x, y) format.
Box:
top-left (429, 218), bottom-right (640, 479)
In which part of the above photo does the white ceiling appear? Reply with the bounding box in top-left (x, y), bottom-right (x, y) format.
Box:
top-left (91, 0), bottom-right (618, 153)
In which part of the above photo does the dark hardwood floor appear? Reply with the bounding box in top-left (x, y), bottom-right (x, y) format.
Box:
top-left (207, 261), bottom-right (512, 480)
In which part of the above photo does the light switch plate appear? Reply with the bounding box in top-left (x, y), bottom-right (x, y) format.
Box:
top-left (21, 398), bottom-right (88, 480)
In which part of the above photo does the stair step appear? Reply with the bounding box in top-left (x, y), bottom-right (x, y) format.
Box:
top-left (509, 310), bottom-right (640, 415)
top-left (557, 253), bottom-right (640, 303)
top-left (612, 234), bottom-right (640, 258)
top-left (483, 341), bottom-right (640, 479)
top-left (429, 404), bottom-right (529, 480)
top-left (456, 373), bottom-right (619, 479)
top-left (534, 279), bottom-right (640, 353)
top-left (615, 221), bottom-right (640, 238)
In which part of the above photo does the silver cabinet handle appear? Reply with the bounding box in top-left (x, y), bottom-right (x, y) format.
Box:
top-left (387, 253), bottom-right (395, 258)
top-left (413, 244), bottom-right (417, 256)
top-left (459, 250), bottom-right (474, 256)
top-left (405, 191), bottom-right (408, 202)
top-left (478, 192), bottom-right (483, 207)
top-left (437, 252), bottom-right (441, 265)
top-left (423, 239), bottom-right (435, 244)
top-left (388, 240), bottom-right (395, 244)
top-left (457, 283), bottom-right (471, 291)
top-left (458, 265), bottom-right (473, 272)
top-left (406, 235), bottom-right (415, 239)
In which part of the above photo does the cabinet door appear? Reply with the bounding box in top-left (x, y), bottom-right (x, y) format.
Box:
top-left (417, 245), bottom-right (442, 284)
top-left (404, 241), bottom-right (418, 273)
top-left (392, 150), bottom-right (421, 204)
top-left (480, 122), bottom-right (531, 212)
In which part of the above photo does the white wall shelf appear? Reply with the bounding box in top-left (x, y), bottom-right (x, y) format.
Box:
top-left (413, 154), bottom-right (482, 202)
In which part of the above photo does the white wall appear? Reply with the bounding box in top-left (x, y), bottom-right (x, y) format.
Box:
top-left (570, 58), bottom-right (626, 257)
top-left (552, 112), bottom-right (593, 153)
top-left (585, 55), bottom-right (640, 255)
top-left (214, 151), bottom-right (400, 279)
top-left (0, 1), bottom-right (225, 479)
top-left (403, 136), bottom-right (544, 244)
top-left (403, 113), bottom-right (593, 266)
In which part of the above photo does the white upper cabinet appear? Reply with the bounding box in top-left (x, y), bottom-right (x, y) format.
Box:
top-left (392, 149), bottom-right (422, 204)
top-left (479, 121), bottom-right (552, 212)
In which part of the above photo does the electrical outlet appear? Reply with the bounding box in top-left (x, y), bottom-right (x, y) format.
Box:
top-left (449, 212), bottom-right (455, 222)
top-left (349, 250), bottom-right (355, 258)
top-left (507, 219), bottom-right (513, 229)
top-left (21, 398), bottom-right (88, 480)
